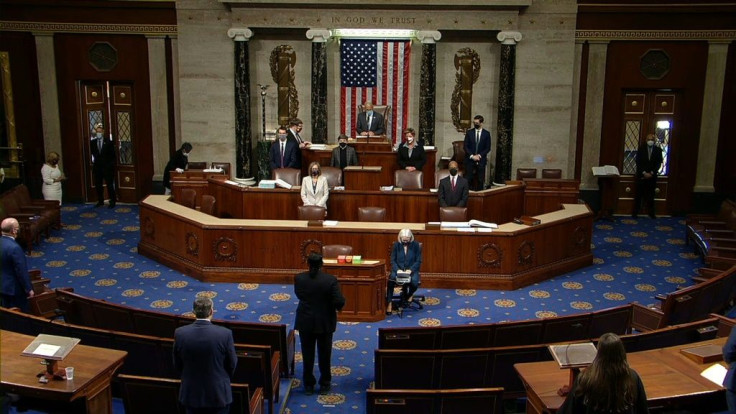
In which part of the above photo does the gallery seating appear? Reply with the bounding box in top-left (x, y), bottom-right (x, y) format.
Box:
top-left (439, 207), bottom-right (467, 222)
top-left (271, 168), bottom-right (301, 186)
top-left (686, 199), bottom-right (736, 260)
top-left (0, 184), bottom-right (59, 251)
top-left (541, 169), bottom-right (562, 179)
top-left (358, 206), bottom-right (386, 222)
top-left (366, 388), bottom-right (504, 414)
top-left (321, 166), bottom-right (343, 188)
top-left (297, 205), bottom-right (326, 220)
top-left (394, 170), bottom-right (423, 190)
top-left (13, 184), bottom-right (61, 230)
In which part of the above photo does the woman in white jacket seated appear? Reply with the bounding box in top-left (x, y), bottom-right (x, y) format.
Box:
top-left (301, 162), bottom-right (329, 208)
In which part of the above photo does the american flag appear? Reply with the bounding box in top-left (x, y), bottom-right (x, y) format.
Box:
top-left (340, 39), bottom-right (411, 144)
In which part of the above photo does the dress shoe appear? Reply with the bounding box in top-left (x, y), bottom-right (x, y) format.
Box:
top-left (648, 214), bottom-right (656, 219)
top-left (318, 384), bottom-right (331, 395)
top-left (304, 385), bottom-right (314, 395)
top-left (94, 202), bottom-right (104, 208)
top-left (108, 203), bottom-right (116, 209)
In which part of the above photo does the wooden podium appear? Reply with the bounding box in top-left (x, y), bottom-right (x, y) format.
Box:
top-left (344, 166), bottom-right (383, 191)
top-left (326, 260), bottom-right (386, 322)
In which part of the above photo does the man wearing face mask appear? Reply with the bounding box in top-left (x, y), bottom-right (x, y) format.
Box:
top-left (330, 134), bottom-right (358, 170)
top-left (269, 126), bottom-right (300, 171)
top-left (386, 229), bottom-right (422, 315)
top-left (438, 161), bottom-right (469, 207)
top-left (632, 133), bottom-right (663, 219)
top-left (1, 218), bottom-right (34, 312)
top-left (90, 123), bottom-right (117, 208)
top-left (356, 102), bottom-right (385, 137)
top-left (163, 142), bottom-right (193, 195)
top-left (463, 115), bottom-right (492, 191)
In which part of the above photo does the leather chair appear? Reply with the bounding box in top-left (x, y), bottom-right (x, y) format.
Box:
top-left (358, 207), bottom-right (386, 222)
top-left (211, 162), bottom-right (231, 178)
top-left (187, 161), bottom-right (207, 170)
top-left (321, 166), bottom-right (343, 188)
top-left (516, 168), bottom-right (537, 180)
top-left (394, 170), bottom-right (423, 190)
top-left (200, 195), bottom-right (216, 216)
top-left (298, 205), bottom-right (326, 220)
top-left (541, 168), bottom-right (562, 179)
top-left (179, 188), bottom-right (197, 209)
top-left (439, 207), bottom-right (468, 222)
top-left (435, 169), bottom-right (464, 188)
top-left (322, 244), bottom-right (353, 259)
top-left (272, 168), bottom-right (302, 186)
top-left (451, 141), bottom-right (466, 169)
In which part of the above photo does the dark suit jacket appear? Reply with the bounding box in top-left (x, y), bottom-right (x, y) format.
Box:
top-left (330, 146), bottom-right (358, 169)
top-left (724, 327), bottom-right (736, 391)
top-left (463, 128), bottom-right (492, 167)
top-left (269, 139), bottom-right (300, 170)
top-left (390, 241), bottom-right (422, 282)
top-left (173, 319), bottom-right (237, 409)
top-left (91, 136), bottom-right (116, 174)
top-left (294, 270), bottom-right (345, 334)
top-left (635, 143), bottom-right (663, 179)
top-left (438, 175), bottom-right (469, 207)
top-left (1, 235), bottom-right (32, 298)
top-left (397, 144), bottom-right (427, 170)
top-left (356, 111), bottom-right (385, 135)
top-left (163, 149), bottom-right (189, 189)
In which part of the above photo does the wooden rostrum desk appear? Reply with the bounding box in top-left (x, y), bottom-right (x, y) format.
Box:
top-left (138, 192), bottom-right (593, 291)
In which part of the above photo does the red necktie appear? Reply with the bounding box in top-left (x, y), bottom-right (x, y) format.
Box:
top-left (451, 177), bottom-right (456, 190)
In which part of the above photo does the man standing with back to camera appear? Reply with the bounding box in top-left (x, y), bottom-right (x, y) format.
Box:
top-left (463, 115), bottom-right (492, 191)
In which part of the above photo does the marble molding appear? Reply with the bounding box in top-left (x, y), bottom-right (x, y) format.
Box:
top-left (308, 29), bottom-right (329, 144)
top-left (256, 141), bottom-right (272, 181)
top-left (494, 31), bottom-right (521, 184)
top-left (419, 42), bottom-right (437, 146)
top-left (230, 28), bottom-right (253, 178)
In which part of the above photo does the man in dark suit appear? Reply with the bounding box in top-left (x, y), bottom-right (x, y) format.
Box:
top-left (163, 142), bottom-right (193, 195)
top-left (269, 126), bottom-right (300, 170)
top-left (287, 118), bottom-right (310, 149)
top-left (632, 133), bottom-right (664, 219)
top-left (463, 115), bottom-right (492, 191)
top-left (438, 161), bottom-right (469, 207)
top-left (0, 218), bottom-right (34, 312)
top-left (173, 296), bottom-right (237, 414)
top-left (356, 102), bottom-right (384, 137)
top-left (330, 134), bottom-right (358, 169)
top-left (294, 253), bottom-right (345, 396)
top-left (90, 123), bottom-right (117, 208)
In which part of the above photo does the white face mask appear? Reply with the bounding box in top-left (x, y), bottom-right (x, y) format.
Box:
top-left (647, 140), bottom-right (654, 147)
top-left (96, 133), bottom-right (103, 139)
top-left (183, 152), bottom-right (189, 157)
top-left (407, 136), bottom-right (414, 143)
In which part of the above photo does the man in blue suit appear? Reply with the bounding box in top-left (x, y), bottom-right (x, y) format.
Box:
top-left (386, 229), bottom-right (422, 314)
top-left (269, 126), bottom-right (300, 171)
top-left (173, 296), bottom-right (237, 414)
top-left (463, 115), bottom-right (492, 191)
top-left (1, 218), bottom-right (34, 312)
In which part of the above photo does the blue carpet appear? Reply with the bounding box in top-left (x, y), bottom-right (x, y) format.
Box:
top-left (15, 204), bottom-right (702, 413)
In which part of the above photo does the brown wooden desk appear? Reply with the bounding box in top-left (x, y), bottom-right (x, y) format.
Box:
top-left (0, 330), bottom-right (126, 414)
top-left (326, 261), bottom-right (386, 322)
top-left (522, 179), bottom-right (581, 216)
top-left (170, 169), bottom-right (228, 207)
top-left (514, 337), bottom-right (727, 414)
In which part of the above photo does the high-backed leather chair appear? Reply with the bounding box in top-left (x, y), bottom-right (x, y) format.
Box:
top-left (322, 244), bottom-right (353, 259)
top-left (211, 162), bottom-right (231, 178)
top-left (435, 169), bottom-right (464, 188)
top-left (272, 168), bottom-right (302, 186)
top-left (439, 207), bottom-right (468, 222)
top-left (357, 104), bottom-right (391, 138)
top-left (187, 161), bottom-right (207, 170)
top-left (298, 205), bottom-right (326, 220)
top-left (179, 188), bottom-right (197, 209)
top-left (321, 166), bottom-right (343, 188)
top-left (394, 170), bottom-right (423, 190)
top-left (516, 168), bottom-right (537, 180)
top-left (541, 168), bottom-right (562, 179)
top-left (451, 141), bottom-right (466, 169)
top-left (358, 207), bottom-right (386, 222)
top-left (200, 195), bottom-right (216, 216)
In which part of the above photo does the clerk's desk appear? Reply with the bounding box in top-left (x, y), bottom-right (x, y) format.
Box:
top-left (514, 337), bottom-right (727, 414)
top-left (0, 330), bottom-right (127, 414)
top-left (138, 195), bottom-right (593, 290)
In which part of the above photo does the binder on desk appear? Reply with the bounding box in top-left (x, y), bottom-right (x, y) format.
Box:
top-left (591, 165), bottom-right (620, 177)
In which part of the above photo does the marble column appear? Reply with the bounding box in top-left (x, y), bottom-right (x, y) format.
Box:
top-left (580, 41), bottom-right (609, 190)
top-left (416, 31), bottom-right (441, 146)
top-left (494, 31), bottom-right (522, 184)
top-left (694, 40), bottom-right (731, 193)
top-left (146, 35), bottom-right (170, 181)
top-left (33, 33), bottom-right (62, 158)
top-left (307, 29), bottom-right (330, 144)
top-left (228, 28), bottom-right (254, 178)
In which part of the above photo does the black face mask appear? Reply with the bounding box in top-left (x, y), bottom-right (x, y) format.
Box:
top-left (474, 123), bottom-right (481, 129)
top-left (339, 143), bottom-right (347, 149)
top-left (402, 240), bottom-right (410, 246)
top-left (311, 170), bottom-right (319, 177)
top-left (449, 168), bottom-right (458, 176)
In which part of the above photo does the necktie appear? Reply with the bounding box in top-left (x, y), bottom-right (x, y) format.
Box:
top-left (476, 130), bottom-right (480, 149)
top-left (98, 138), bottom-right (103, 152)
top-left (280, 143), bottom-right (285, 168)
top-left (368, 115), bottom-right (372, 128)
top-left (451, 177), bottom-right (456, 190)
top-left (648, 148), bottom-right (652, 160)
top-left (296, 133), bottom-right (302, 143)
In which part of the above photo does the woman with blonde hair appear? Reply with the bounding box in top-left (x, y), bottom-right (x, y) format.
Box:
top-left (41, 151), bottom-right (66, 205)
top-left (300, 162), bottom-right (329, 208)
top-left (559, 332), bottom-right (648, 414)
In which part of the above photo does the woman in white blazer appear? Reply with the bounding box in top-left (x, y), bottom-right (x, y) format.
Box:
top-left (301, 162), bottom-right (329, 208)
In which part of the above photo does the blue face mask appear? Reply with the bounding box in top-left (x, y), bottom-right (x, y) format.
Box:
top-left (366, 111), bottom-right (373, 117)
top-left (96, 133), bottom-right (103, 139)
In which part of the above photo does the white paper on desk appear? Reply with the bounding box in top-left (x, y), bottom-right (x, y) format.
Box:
top-left (457, 228), bottom-right (476, 232)
top-left (34, 343), bottom-right (61, 357)
top-left (323, 220), bottom-right (339, 226)
top-left (701, 363), bottom-right (727, 386)
top-left (429, 188), bottom-right (438, 193)
top-left (476, 228), bottom-right (493, 233)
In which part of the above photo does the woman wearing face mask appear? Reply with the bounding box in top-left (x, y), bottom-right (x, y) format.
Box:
top-left (396, 128), bottom-right (426, 173)
top-left (330, 134), bottom-right (358, 170)
top-left (163, 142), bottom-right (193, 195)
top-left (301, 162), bottom-right (329, 209)
top-left (386, 228), bottom-right (422, 315)
top-left (41, 151), bottom-right (66, 205)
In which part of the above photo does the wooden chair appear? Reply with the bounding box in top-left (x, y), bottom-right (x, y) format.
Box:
top-left (211, 162), bottom-right (231, 178)
top-left (272, 168), bottom-right (302, 186)
top-left (200, 195), bottom-right (216, 216)
top-left (186, 161), bottom-right (207, 170)
top-left (298, 205), bottom-right (326, 220)
top-left (516, 168), bottom-right (537, 180)
top-left (358, 207), bottom-right (386, 222)
top-left (322, 244), bottom-right (353, 258)
top-left (321, 166), bottom-right (343, 188)
top-left (435, 169), bottom-right (464, 188)
top-left (178, 188), bottom-right (196, 209)
top-left (541, 168), bottom-right (562, 179)
top-left (394, 170), bottom-right (423, 190)
top-left (439, 207), bottom-right (468, 222)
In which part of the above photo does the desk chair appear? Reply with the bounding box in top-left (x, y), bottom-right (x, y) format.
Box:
top-left (200, 195), bottom-right (216, 216)
top-left (358, 207), bottom-right (386, 222)
top-left (516, 168), bottom-right (537, 180)
top-left (272, 168), bottom-right (302, 186)
top-left (394, 170), bottom-right (423, 190)
top-left (179, 189), bottom-right (197, 209)
top-left (439, 207), bottom-right (468, 222)
top-left (187, 161), bottom-right (207, 170)
top-left (541, 168), bottom-right (562, 179)
top-left (322, 244), bottom-right (353, 258)
top-left (298, 205), bottom-right (326, 220)
top-left (211, 162), bottom-right (231, 178)
top-left (321, 166), bottom-right (343, 188)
